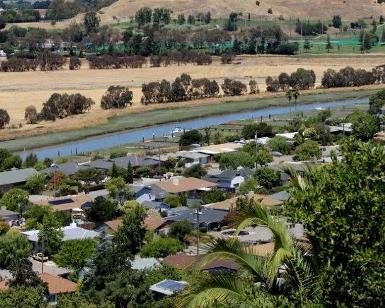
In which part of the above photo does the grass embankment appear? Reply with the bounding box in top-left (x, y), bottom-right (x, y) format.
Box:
top-left (2, 88), bottom-right (375, 152)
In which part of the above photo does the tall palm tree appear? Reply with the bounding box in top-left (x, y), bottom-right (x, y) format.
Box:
top-left (180, 199), bottom-right (319, 307)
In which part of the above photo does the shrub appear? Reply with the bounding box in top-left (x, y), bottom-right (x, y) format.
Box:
top-left (140, 237), bottom-right (184, 258)
top-left (169, 221), bottom-right (192, 242)
top-left (222, 78), bottom-right (247, 96)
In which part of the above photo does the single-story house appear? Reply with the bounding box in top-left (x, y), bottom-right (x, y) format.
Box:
top-left (22, 223), bottom-right (100, 250)
top-left (0, 272), bottom-right (76, 305)
top-left (40, 273), bottom-right (77, 304)
top-left (165, 207), bottom-right (227, 230)
top-left (0, 168), bottom-right (38, 192)
top-left (205, 168), bottom-right (254, 191)
top-left (205, 193), bottom-right (284, 211)
top-left (194, 142), bottom-right (243, 156)
top-left (131, 256), bottom-right (160, 270)
top-left (162, 254), bottom-right (239, 274)
top-left (41, 163), bottom-right (87, 177)
top-left (103, 213), bottom-right (167, 235)
top-left (30, 194), bottom-right (94, 218)
top-left (150, 279), bottom-right (188, 297)
top-left (177, 152), bottom-right (209, 167)
top-left (151, 176), bottom-right (217, 200)
top-left (161, 254), bottom-right (198, 270)
top-left (327, 123), bottom-right (352, 134)
top-left (112, 156), bottom-right (159, 169)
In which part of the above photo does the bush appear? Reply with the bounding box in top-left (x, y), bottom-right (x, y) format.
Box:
top-left (140, 237), bottom-right (184, 258)
top-left (218, 151), bottom-right (255, 169)
top-left (101, 86), bottom-right (133, 109)
top-left (183, 164), bottom-right (207, 178)
top-left (268, 136), bottom-right (292, 154)
top-left (202, 188), bottom-right (226, 204)
top-left (164, 195), bottom-right (181, 208)
top-left (321, 67), bottom-right (376, 88)
top-left (0, 109), bottom-right (10, 128)
top-left (169, 221), bottom-right (192, 242)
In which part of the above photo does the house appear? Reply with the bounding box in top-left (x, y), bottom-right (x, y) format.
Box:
top-left (152, 176), bottom-right (217, 200)
top-left (327, 123), bottom-right (352, 135)
top-left (205, 168), bottom-right (254, 191)
top-left (0, 168), bottom-right (38, 192)
top-left (162, 254), bottom-right (198, 270)
top-left (150, 279), bottom-right (188, 296)
top-left (112, 156), bottom-right (159, 168)
top-left (41, 163), bottom-right (87, 177)
top-left (131, 256), bottom-right (160, 270)
top-left (85, 159), bottom-right (113, 171)
top-left (0, 273), bottom-right (76, 305)
top-left (40, 273), bottom-right (77, 304)
top-left (276, 132), bottom-right (298, 141)
top-left (30, 194), bottom-right (94, 218)
top-left (177, 152), bottom-right (209, 167)
top-left (194, 142), bottom-right (243, 156)
top-left (165, 207), bottom-right (227, 230)
top-left (162, 254), bottom-right (239, 273)
top-left (22, 223), bottom-right (100, 250)
top-left (205, 193), bottom-right (284, 211)
top-left (103, 213), bottom-right (167, 235)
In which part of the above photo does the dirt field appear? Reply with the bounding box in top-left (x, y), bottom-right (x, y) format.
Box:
top-left (0, 54), bottom-right (384, 140)
top-left (9, 0), bottom-right (385, 30)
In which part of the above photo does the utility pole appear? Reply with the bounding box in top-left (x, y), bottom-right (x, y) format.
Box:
top-left (196, 205), bottom-right (201, 256)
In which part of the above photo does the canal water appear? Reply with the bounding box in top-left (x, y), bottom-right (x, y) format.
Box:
top-left (19, 97), bottom-right (368, 159)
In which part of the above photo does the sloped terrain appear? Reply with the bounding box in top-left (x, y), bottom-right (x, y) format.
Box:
top-left (99, 0), bottom-right (385, 23)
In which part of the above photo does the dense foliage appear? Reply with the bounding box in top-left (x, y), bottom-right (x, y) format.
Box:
top-left (286, 139), bottom-right (385, 306)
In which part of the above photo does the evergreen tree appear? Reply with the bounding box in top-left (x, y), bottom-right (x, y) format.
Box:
top-left (303, 39), bottom-right (311, 52)
top-left (111, 162), bottom-right (119, 178)
top-left (325, 35), bottom-right (333, 52)
top-left (125, 161), bottom-right (134, 184)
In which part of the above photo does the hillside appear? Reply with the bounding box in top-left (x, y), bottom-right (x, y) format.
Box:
top-left (99, 0), bottom-right (385, 23)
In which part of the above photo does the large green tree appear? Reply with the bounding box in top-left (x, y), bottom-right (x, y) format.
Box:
top-left (0, 230), bottom-right (32, 268)
top-left (38, 214), bottom-right (63, 257)
top-left (54, 239), bottom-right (97, 272)
top-left (113, 204), bottom-right (147, 258)
top-left (286, 138), bottom-right (385, 306)
top-left (347, 109), bottom-right (380, 141)
top-left (0, 188), bottom-right (29, 215)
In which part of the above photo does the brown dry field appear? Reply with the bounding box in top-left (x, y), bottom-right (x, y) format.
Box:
top-left (1, 54), bottom-right (385, 139)
top-left (8, 0), bottom-right (385, 30)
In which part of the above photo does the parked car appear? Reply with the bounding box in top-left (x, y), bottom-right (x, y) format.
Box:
top-left (32, 253), bottom-right (48, 262)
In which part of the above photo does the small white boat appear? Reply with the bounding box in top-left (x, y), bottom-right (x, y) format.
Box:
top-left (315, 107), bottom-right (326, 111)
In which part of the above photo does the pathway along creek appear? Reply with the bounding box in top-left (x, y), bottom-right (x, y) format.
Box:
top-left (18, 97), bottom-right (368, 159)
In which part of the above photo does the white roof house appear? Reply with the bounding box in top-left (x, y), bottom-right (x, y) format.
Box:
top-left (22, 223), bottom-right (100, 242)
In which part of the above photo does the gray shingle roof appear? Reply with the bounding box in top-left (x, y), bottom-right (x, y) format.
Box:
top-left (113, 156), bottom-right (159, 168)
top-left (166, 208), bottom-right (227, 226)
top-left (41, 163), bottom-right (87, 176)
top-left (0, 168), bottom-right (37, 186)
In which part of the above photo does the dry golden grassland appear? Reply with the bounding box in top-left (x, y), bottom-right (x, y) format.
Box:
top-left (0, 54), bottom-right (384, 140)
